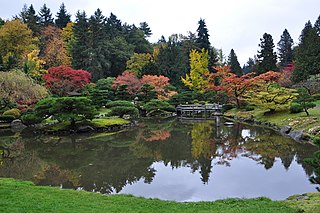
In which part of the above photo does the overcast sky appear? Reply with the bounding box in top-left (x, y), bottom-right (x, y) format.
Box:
top-left (1, 0), bottom-right (319, 65)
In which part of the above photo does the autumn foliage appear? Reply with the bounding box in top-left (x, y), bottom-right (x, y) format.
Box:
top-left (43, 66), bottom-right (91, 96)
top-left (112, 71), bottom-right (176, 100)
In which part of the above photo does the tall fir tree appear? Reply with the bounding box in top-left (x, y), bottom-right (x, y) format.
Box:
top-left (257, 33), bottom-right (277, 74)
top-left (0, 18), bottom-right (4, 27)
top-left (314, 15), bottom-right (320, 36)
top-left (22, 4), bottom-right (40, 36)
top-left (55, 3), bottom-right (71, 29)
top-left (196, 18), bottom-right (210, 51)
top-left (72, 11), bottom-right (89, 71)
top-left (228, 49), bottom-right (242, 76)
top-left (39, 4), bottom-right (54, 27)
top-left (277, 29), bottom-right (293, 67)
top-left (106, 13), bottom-right (123, 38)
top-left (139, 22), bottom-right (152, 37)
top-left (292, 21), bottom-right (320, 82)
top-left (86, 9), bottom-right (111, 81)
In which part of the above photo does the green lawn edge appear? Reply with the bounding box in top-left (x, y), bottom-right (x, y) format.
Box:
top-left (2, 178), bottom-right (316, 213)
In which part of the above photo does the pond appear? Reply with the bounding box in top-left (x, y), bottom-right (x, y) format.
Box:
top-left (0, 118), bottom-right (318, 202)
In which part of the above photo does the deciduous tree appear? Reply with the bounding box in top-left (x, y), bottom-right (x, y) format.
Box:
top-left (43, 66), bottom-right (91, 96)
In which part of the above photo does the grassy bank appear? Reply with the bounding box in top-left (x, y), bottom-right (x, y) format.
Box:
top-left (225, 107), bottom-right (320, 140)
top-left (2, 178), bottom-right (319, 213)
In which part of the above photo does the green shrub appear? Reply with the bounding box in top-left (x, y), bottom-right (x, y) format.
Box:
top-left (312, 93), bottom-right (320, 100)
top-left (3, 108), bottom-right (21, 118)
top-left (222, 103), bottom-right (235, 112)
top-left (109, 106), bottom-right (139, 118)
top-left (244, 105), bottom-right (255, 111)
top-left (0, 115), bottom-right (15, 122)
top-left (105, 100), bottom-right (134, 108)
top-left (21, 113), bottom-right (43, 126)
top-left (143, 100), bottom-right (175, 113)
top-left (290, 103), bottom-right (304, 113)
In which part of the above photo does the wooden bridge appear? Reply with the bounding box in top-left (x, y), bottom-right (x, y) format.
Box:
top-left (176, 103), bottom-right (223, 118)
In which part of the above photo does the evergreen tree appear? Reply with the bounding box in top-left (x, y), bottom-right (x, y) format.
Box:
top-left (228, 49), bottom-right (242, 76)
top-left (72, 11), bottom-right (89, 71)
top-left (106, 13), bottom-right (123, 38)
top-left (139, 22), bottom-right (152, 37)
top-left (126, 26), bottom-right (152, 53)
top-left (0, 18), bottom-right (4, 27)
top-left (17, 4), bottom-right (28, 23)
top-left (277, 29), bottom-right (293, 67)
top-left (196, 18), bottom-right (210, 51)
top-left (39, 4), bottom-right (54, 26)
top-left (257, 33), bottom-right (277, 74)
top-left (315, 14), bottom-right (320, 35)
top-left (292, 21), bottom-right (320, 82)
top-left (243, 57), bottom-right (255, 74)
top-left (85, 9), bottom-right (111, 81)
top-left (55, 3), bottom-right (71, 29)
top-left (24, 4), bottom-right (40, 36)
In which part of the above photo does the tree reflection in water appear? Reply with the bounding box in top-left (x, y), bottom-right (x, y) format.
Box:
top-left (0, 118), bottom-right (318, 194)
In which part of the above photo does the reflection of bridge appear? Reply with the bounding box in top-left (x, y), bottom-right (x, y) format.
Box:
top-left (176, 104), bottom-right (223, 118)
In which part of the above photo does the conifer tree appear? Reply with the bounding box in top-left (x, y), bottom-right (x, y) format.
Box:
top-left (23, 4), bottom-right (40, 36)
top-left (292, 21), bottom-right (320, 82)
top-left (277, 29), bottom-right (293, 67)
top-left (55, 3), bottom-right (71, 29)
top-left (257, 33), bottom-right (277, 74)
top-left (196, 18), bottom-right (210, 51)
top-left (139, 22), bottom-right (152, 37)
top-left (315, 14), bottom-right (320, 35)
top-left (39, 4), bottom-right (54, 26)
top-left (72, 11), bottom-right (89, 71)
top-left (228, 49), bottom-right (242, 76)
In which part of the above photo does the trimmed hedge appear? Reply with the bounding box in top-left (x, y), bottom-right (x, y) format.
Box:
top-left (109, 106), bottom-right (139, 118)
top-left (105, 100), bottom-right (134, 108)
top-left (21, 113), bottom-right (43, 126)
top-left (0, 115), bottom-right (15, 123)
top-left (290, 103), bottom-right (304, 113)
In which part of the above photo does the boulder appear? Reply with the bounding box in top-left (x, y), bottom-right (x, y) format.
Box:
top-left (288, 130), bottom-right (304, 142)
top-left (280, 126), bottom-right (292, 134)
top-left (77, 125), bottom-right (95, 133)
top-left (11, 119), bottom-right (26, 130)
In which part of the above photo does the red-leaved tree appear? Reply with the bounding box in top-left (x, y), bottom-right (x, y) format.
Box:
top-left (43, 66), bottom-right (91, 96)
top-left (141, 75), bottom-right (176, 100)
top-left (112, 71), bottom-right (143, 95)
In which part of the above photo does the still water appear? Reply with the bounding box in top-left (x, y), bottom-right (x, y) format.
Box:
top-left (0, 118), bottom-right (318, 201)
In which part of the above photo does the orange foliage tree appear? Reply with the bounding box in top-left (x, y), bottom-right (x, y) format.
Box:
top-left (141, 75), bottom-right (177, 100)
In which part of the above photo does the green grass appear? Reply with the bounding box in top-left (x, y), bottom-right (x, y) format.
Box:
top-left (284, 193), bottom-right (320, 212)
top-left (97, 107), bottom-right (112, 116)
top-left (0, 178), bottom-right (304, 213)
top-left (225, 107), bottom-right (320, 137)
top-left (90, 117), bottom-right (129, 128)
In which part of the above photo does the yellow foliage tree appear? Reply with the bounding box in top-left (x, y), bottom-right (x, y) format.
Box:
top-left (24, 50), bottom-right (47, 82)
top-left (0, 19), bottom-right (37, 68)
top-left (181, 49), bottom-right (210, 93)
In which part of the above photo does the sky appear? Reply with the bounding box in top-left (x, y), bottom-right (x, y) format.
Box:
top-left (0, 0), bottom-right (319, 65)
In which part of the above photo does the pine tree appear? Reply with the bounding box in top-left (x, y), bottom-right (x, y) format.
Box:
top-left (196, 18), bottom-right (210, 51)
top-left (55, 3), bottom-right (71, 29)
top-left (23, 4), bottom-right (40, 36)
top-left (39, 4), bottom-right (54, 26)
top-left (277, 29), bottom-right (293, 67)
top-left (106, 13), bottom-right (123, 38)
top-left (139, 22), bottom-right (152, 37)
top-left (228, 49), bottom-right (242, 76)
top-left (314, 15), bottom-right (320, 35)
top-left (0, 18), bottom-right (4, 27)
top-left (72, 11), bottom-right (89, 71)
top-left (292, 21), bottom-right (320, 82)
top-left (257, 33), bottom-right (277, 74)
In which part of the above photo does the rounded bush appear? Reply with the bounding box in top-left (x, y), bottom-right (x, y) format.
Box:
top-left (143, 100), bottom-right (175, 113)
top-left (21, 113), bottom-right (43, 126)
top-left (109, 106), bottom-right (139, 118)
top-left (290, 103), bottom-right (303, 113)
top-left (3, 108), bottom-right (21, 119)
top-left (222, 103), bottom-right (235, 112)
top-left (312, 93), bottom-right (320, 100)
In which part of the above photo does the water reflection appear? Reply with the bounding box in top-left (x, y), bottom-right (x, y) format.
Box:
top-left (0, 118), bottom-right (318, 201)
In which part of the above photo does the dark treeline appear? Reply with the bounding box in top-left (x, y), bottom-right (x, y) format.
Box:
top-left (0, 3), bottom-right (320, 87)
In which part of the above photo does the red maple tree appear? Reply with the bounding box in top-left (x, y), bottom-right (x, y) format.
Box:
top-left (43, 66), bottom-right (91, 96)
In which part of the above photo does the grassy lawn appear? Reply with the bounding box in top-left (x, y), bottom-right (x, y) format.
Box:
top-left (225, 107), bottom-right (320, 138)
top-left (1, 178), bottom-right (312, 213)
